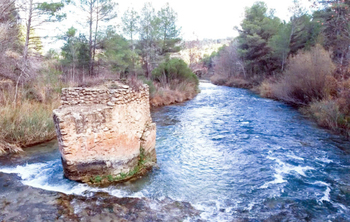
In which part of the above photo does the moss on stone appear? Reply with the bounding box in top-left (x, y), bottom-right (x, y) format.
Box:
top-left (88, 146), bottom-right (155, 186)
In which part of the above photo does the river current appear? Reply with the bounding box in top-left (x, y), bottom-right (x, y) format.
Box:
top-left (1, 82), bottom-right (350, 221)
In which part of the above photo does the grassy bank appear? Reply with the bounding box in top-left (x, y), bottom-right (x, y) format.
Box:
top-left (0, 64), bottom-right (63, 151)
top-left (0, 101), bottom-right (59, 147)
top-left (210, 45), bottom-right (350, 138)
top-left (149, 82), bottom-right (199, 107)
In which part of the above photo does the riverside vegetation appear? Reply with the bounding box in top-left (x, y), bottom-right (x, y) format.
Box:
top-left (0, 0), bottom-right (198, 154)
top-left (204, 0), bottom-right (350, 138)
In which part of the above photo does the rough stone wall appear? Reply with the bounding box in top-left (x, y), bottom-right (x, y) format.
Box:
top-left (60, 85), bottom-right (141, 106)
top-left (53, 83), bottom-right (156, 183)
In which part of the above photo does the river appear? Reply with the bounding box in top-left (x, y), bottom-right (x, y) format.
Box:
top-left (0, 82), bottom-right (350, 221)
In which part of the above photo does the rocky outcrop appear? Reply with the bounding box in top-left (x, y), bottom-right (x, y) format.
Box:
top-left (53, 82), bottom-right (156, 184)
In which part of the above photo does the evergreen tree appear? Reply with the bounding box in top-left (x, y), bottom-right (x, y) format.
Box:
top-left (289, 14), bottom-right (320, 55)
top-left (137, 2), bottom-right (161, 78)
top-left (99, 27), bottom-right (137, 77)
top-left (268, 22), bottom-right (290, 71)
top-left (236, 2), bottom-right (281, 76)
top-left (313, 0), bottom-right (350, 68)
top-left (157, 3), bottom-right (181, 58)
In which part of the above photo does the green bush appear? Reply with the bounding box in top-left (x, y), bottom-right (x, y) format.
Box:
top-left (152, 58), bottom-right (199, 86)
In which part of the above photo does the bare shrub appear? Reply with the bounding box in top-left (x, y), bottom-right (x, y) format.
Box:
top-left (304, 100), bottom-right (342, 130)
top-left (213, 42), bottom-right (245, 79)
top-left (259, 80), bottom-right (275, 98)
top-left (0, 140), bottom-right (23, 156)
top-left (271, 45), bottom-right (335, 105)
top-left (0, 99), bottom-right (59, 147)
top-left (336, 79), bottom-right (350, 116)
top-left (210, 74), bottom-right (227, 85)
top-left (149, 81), bottom-right (198, 107)
top-left (0, 61), bottom-right (63, 147)
top-left (324, 75), bottom-right (339, 98)
top-left (225, 77), bottom-right (252, 88)
top-left (124, 76), bottom-right (144, 92)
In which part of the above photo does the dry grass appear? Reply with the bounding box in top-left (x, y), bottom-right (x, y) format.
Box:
top-left (0, 140), bottom-right (23, 156)
top-left (301, 98), bottom-right (350, 137)
top-left (210, 74), bottom-right (227, 86)
top-left (267, 45), bottom-right (335, 105)
top-left (211, 74), bottom-right (254, 89)
top-left (0, 62), bottom-right (63, 149)
top-left (258, 79), bottom-right (275, 98)
top-left (150, 81), bottom-right (199, 107)
top-left (225, 77), bottom-right (252, 88)
top-left (0, 99), bottom-right (60, 147)
top-left (302, 100), bottom-right (342, 131)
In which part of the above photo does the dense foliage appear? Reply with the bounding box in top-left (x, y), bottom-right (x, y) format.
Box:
top-left (58, 2), bottom-right (184, 82)
top-left (152, 58), bottom-right (199, 86)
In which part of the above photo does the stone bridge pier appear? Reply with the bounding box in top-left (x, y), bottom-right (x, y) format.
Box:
top-left (53, 82), bottom-right (157, 184)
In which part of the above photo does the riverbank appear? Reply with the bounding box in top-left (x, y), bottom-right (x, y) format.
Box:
top-left (211, 74), bottom-right (350, 139)
top-left (208, 44), bottom-right (350, 139)
top-left (0, 77), bottom-right (199, 156)
top-left (150, 82), bottom-right (199, 107)
top-left (1, 82), bottom-right (350, 221)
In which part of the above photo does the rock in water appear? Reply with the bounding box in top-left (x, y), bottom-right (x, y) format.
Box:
top-left (53, 82), bottom-right (156, 184)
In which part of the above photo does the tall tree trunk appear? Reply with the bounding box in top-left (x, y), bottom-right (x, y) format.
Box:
top-left (15, 0), bottom-right (33, 105)
top-left (281, 52), bottom-right (285, 72)
top-left (88, 0), bottom-right (93, 76)
top-left (92, 0), bottom-right (99, 76)
top-left (131, 32), bottom-right (136, 77)
top-left (23, 0), bottom-right (33, 63)
top-left (288, 17), bottom-right (296, 49)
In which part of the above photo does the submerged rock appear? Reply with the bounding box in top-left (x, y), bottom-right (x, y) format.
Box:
top-left (57, 193), bottom-right (201, 222)
top-left (53, 82), bottom-right (157, 184)
top-left (0, 173), bottom-right (201, 222)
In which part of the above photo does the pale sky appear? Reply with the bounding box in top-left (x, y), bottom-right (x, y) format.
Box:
top-left (41, 0), bottom-right (313, 51)
top-left (115, 0), bottom-right (312, 40)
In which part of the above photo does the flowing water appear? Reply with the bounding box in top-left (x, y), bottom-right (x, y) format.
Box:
top-left (1, 82), bottom-right (350, 221)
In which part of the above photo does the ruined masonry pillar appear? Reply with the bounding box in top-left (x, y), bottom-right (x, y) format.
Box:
top-left (53, 83), bottom-right (157, 183)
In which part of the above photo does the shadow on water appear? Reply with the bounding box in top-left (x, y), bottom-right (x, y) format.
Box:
top-left (1, 82), bottom-right (350, 221)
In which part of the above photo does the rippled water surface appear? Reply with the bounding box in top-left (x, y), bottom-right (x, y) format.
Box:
top-left (1, 82), bottom-right (350, 221)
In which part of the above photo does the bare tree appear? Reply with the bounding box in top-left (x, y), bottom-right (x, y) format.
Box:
top-left (18, 0), bottom-right (68, 62)
top-left (213, 41), bottom-right (245, 78)
top-left (14, 0), bottom-right (68, 104)
top-left (0, 0), bottom-right (17, 52)
top-left (186, 39), bottom-right (201, 69)
top-left (0, 0), bottom-right (18, 81)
